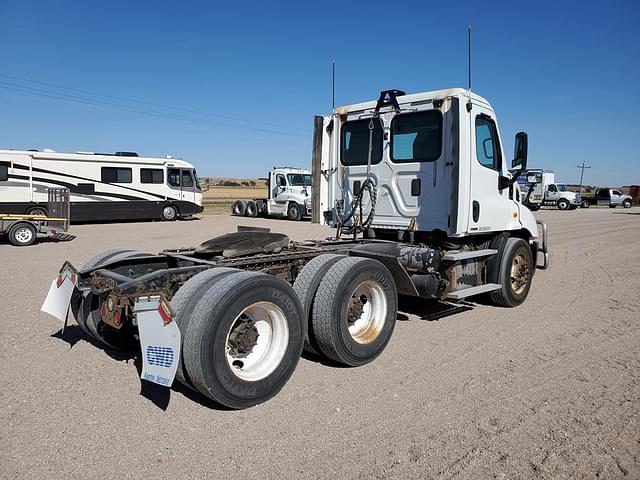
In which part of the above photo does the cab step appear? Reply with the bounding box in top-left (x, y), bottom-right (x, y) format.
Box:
top-left (443, 248), bottom-right (498, 261)
top-left (446, 283), bottom-right (501, 300)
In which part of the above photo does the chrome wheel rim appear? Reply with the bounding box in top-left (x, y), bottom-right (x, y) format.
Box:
top-left (346, 280), bottom-right (387, 344)
top-left (225, 302), bottom-right (289, 382)
top-left (15, 227), bottom-right (34, 244)
top-left (163, 206), bottom-right (176, 220)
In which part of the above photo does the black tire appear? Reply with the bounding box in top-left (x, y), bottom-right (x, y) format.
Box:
top-left (623, 199), bottom-right (632, 209)
top-left (170, 267), bottom-right (243, 389)
top-left (8, 223), bottom-right (37, 246)
top-left (557, 199), bottom-right (569, 210)
top-left (182, 272), bottom-right (305, 409)
top-left (245, 200), bottom-right (258, 217)
top-left (581, 199), bottom-right (590, 208)
top-left (71, 249), bottom-right (145, 344)
top-left (27, 206), bottom-right (48, 216)
top-left (311, 257), bottom-right (397, 366)
top-left (287, 202), bottom-right (302, 221)
top-left (77, 292), bottom-right (138, 350)
top-left (528, 204), bottom-right (541, 212)
top-left (231, 200), bottom-right (246, 216)
top-left (489, 237), bottom-right (534, 307)
top-left (609, 205), bottom-right (616, 209)
top-left (161, 205), bottom-right (178, 221)
top-left (569, 205), bottom-right (578, 210)
top-left (292, 254), bottom-right (346, 355)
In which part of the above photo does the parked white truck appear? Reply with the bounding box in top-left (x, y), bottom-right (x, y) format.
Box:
top-left (42, 87), bottom-right (549, 409)
top-left (517, 169), bottom-right (581, 210)
top-left (231, 167), bottom-right (312, 221)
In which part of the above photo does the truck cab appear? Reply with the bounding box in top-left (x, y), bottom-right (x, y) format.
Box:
top-left (266, 167), bottom-right (312, 220)
top-left (544, 183), bottom-right (581, 210)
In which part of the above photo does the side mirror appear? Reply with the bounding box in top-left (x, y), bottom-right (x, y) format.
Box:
top-left (511, 132), bottom-right (528, 171)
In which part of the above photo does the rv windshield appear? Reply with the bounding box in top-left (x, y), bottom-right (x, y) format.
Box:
top-left (287, 174), bottom-right (311, 186)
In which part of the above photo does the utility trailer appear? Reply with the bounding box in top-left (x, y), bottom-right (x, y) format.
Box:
top-left (42, 88), bottom-right (549, 409)
top-left (1, 188), bottom-right (71, 246)
top-left (231, 167), bottom-right (312, 221)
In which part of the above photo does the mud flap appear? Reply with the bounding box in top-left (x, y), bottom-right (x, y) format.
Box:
top-left (41, 267), bottom-right (78, 322)
top-left (135, 298), bottom-right (181, 388)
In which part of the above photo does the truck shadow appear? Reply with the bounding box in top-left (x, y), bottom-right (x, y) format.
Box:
top-left (398, 295), bottom-right (473, 321)
top-left (52, 324), bottom-right (233, 411)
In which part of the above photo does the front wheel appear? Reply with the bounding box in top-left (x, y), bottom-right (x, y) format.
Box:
top-left (161, 205), bottom-right (178, 221)
top-left (557, 199), bottom-right (570, 210)
top-left (581, 199), bottom-right (590, 208)
top-left (623, 200), bottom-right (632, 208)
top-left (287, 202), bottom-right (302, 221)
top-left (489, 237), bottom-right (534, 307)
top-left (528, 204), bottom-right (541, 212)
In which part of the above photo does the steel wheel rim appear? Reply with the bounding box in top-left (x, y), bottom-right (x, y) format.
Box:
top-left (15, 227), bottom-right (33, 243)
top-left (347, 280), bottom-right (387, 344)
top-left (510, 253), bottom-right (530, 295)
top-left (163, 206), bottom-right (176, 219)
top-left (224, 302), bottom-right (289, 382)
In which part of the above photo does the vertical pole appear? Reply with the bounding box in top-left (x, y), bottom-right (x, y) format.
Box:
top-left (577, 161), bottom-right (591, 196)
top-left (332, 59), bottom-right (336, 113)
top-left (468, 25), bottom-right (472, 91)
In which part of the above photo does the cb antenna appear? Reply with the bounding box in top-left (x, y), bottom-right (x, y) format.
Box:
top-left (332, 59), bottom-right (336, 113)
top-left (468, 24), bottom-right (472, 91)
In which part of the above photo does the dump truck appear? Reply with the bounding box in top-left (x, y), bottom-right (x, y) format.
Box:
top-left (231, 167), bottom-right (312, 221)
top-left (42, 88), bottom-right (549, 409)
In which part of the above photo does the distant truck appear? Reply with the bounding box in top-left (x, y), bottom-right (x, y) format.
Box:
top-left (231, 167), bottom-right (312, 221)
top-left (517, 169), bottom-right (581, 210)
top-left (581, 188), bottom-right (632, 208)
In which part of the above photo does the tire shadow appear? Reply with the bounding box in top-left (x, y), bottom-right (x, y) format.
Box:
top-left (398, 295), bottom-right (474, 320)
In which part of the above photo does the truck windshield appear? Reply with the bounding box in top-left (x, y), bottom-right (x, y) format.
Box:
top-left (287, 174), bottom-right (311, 186)
top-left (557, 185), bottom-right (567, 192)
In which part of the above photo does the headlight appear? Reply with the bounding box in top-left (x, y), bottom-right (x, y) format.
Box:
top-left (304, 198), bottom-right (311, 207)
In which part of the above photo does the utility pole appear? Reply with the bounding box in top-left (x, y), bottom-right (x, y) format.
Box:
top-left (577, 161), bottom-right (591, 195)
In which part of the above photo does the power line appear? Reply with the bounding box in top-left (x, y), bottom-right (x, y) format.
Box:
top-left (577, 161), bottom-right (591, 195)
top-left (0, 74), bottom-right (309, 137)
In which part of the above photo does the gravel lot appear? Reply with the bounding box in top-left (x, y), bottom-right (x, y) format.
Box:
top-left (1, 208), bottom-right (639, 479)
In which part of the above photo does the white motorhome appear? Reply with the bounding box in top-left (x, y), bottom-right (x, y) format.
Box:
top-left (0, 149), bottom-right (203, 221)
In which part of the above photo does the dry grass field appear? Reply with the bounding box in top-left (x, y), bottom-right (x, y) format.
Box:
top-left (202, 186), bottom-right (268, 214)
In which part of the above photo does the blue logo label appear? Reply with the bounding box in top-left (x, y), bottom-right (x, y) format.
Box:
top-left (146, 346), bottom-right (174, 368)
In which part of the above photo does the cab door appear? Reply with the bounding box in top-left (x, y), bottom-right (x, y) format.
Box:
top-left (546, 184), bottom-right (559, 203)
top-left (467, 105), bottom-right (516, 233)
top-left (167, 168), bottom-right (195, 204)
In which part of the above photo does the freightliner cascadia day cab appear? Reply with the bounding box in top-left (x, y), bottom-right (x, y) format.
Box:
top-left (42, 88), bottom-right (549, 409)
top-left (231, 167), bottom-right (312, 220)
top-left (0, 149), bottom-right (203, 222)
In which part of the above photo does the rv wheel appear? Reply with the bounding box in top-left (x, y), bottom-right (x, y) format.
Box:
top-left (8, 223), bottom-right (37, 246)
top-left (161, 205), bottom-right (178, 221)
top-left (27, 206), bottom-right (48, 217)
top-left (287, 202), bottom-right (302, 221)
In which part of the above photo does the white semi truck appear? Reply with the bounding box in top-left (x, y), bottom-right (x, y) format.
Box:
top-left (42, 88), bottom-right (549, 409)
top-left (517, 169), bottom-right (581, 210)
top-left (231, 167), bottom-right (312, 221)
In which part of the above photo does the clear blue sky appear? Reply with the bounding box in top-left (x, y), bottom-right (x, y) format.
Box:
top-left (1, 0), bottom-right (638, 186)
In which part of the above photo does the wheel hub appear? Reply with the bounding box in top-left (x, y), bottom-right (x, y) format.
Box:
top-left (510, 253), bottom-right (530, 295)
top-left (347, 294), bottom-right (367, 323)
top-left (227, 315), bottom-right (260, 355)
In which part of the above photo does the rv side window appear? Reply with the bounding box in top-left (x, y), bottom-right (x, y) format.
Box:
top-left (101, 167), bottom-right (132, 183)
top-left (475, 116), bottom-right (502, 171)
top-left (141, 168), bottom-right (164, 184)
top-left (0, 162), bottom-right (8, 181)
top-left (341, 119), bottom-right (383, 166)
top-left (390, 111), bottom-right (442, 163)
top-left (181, 171), bottom-right (194, 188)
top-left (168, 168), bottom-right (181, 187)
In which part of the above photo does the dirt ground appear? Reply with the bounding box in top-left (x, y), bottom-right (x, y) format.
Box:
top-left (1, 207), bottom-right (638, 479)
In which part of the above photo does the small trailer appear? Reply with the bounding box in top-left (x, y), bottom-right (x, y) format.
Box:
top-left (231, 167), bottom-right (312, 221)
top-left (42, 88), bottom-right (549, 409)
top-left (1, 188), bottom-right (71, 246)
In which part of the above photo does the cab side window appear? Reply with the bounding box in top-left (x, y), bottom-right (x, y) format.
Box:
top-left (181, 171), bottom-right (193, 188)
top-left (548, 184), bottom-right (557, 193)
top-left (168, 168), bottom-right (181, 187)
top-left (475, 116), bottom-right (502, 171)
top-left (276, 174), bottom-right (286, 187)
top-left (0, 162), bottom-right (8, 181)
